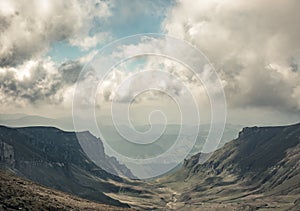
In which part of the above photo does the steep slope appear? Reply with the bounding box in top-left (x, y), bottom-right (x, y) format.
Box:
top-left (156, 123), bottom-right (300, 210)
top-left (0, 125), bottom-right (137, 207)
top-left (0, 169), bottom-right (132, 210)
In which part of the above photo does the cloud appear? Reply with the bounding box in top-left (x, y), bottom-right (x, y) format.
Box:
top-left (0, 0), bottom-right (112, 109)
top-left (163, 0), bottom-right (300, 113)
top-left (69, 32), bottom-right (111, 51)
top-left (86, 35), bottom-right (213, 113)
top-left (0, 1), bottom-right (176, 110)
top-left (0, 58), bottom-right (84, 106)
top-left (1, 0), bottom-right (298, 126)
top-left (0, 59), bottom-right (61, 105)
top-left (59, 60), bottom-right (83, 85)
top-left (0, 0), bottom-right (111, 67)
top-left (102, 70), bottom-right (184, 103)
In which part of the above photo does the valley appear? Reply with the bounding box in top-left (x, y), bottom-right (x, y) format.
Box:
top-left (107, 123), bottom-right (300, 210)
top-left (0, 123), bottom-right (300, 210)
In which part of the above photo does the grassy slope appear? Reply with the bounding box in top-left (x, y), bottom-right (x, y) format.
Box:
top-left (154, 123), bottom-right (300, 210)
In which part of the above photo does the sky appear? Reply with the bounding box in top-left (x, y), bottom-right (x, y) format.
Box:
top-left (0, 0), bottom-right (300, 127)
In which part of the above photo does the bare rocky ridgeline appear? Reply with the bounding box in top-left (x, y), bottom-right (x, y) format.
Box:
top-left (0, 141), bottom-right (15, 168)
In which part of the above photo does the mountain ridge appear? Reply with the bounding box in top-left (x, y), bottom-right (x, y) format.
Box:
top-left (152, 122), bottom-right (300, 210)
top-left (0, 125), bottom-right (137, 207)
top-left (1, 123), bottom-right (300, 210)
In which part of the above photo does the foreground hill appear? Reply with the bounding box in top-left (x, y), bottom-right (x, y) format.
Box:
top-left (0, 170), bottom-right (132, 210)
top-left (0, 125), bottom-right (137, 207)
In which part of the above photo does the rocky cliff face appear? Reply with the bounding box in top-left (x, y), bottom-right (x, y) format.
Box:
top-left (0, 125), bottom-right (137, 207)
top-left (0, 141), bottom-right (15, 168)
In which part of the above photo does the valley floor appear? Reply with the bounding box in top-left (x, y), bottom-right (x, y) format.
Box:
top-left (108, 183), bottom-right (299, 210)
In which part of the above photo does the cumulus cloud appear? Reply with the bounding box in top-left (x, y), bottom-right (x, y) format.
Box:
top-left (164, 0), bottom-right (300, 113)
top-left (81, 35), bottom-right (214, 117)
top-left (0, 57), bottom-right (84, 107)
top-left (1, 0), bottom-right (299, 126)
top-left (0, 1), bottom-right (176, 111)
top-left (0, 59), bottom-right (61, 105)
top-left (0, 0), bottom-right (111, 109)
top-left (99, 69), bottom-right (185, 103)
top-left (0, 0), bottom-right (111, 67)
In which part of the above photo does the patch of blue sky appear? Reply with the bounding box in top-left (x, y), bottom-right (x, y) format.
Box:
top-left (47, 0), bottom-right (175, 64)
top-left (46, 41), bottom-right (86, 64)
top-left (96, 0), bottom-right (174, 37)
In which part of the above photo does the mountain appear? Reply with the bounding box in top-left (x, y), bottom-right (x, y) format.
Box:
top-left (0, 169), bottom-right (132, 210)
top-left (0, 125), bottom-right (137, 208)
top-left (155, 123), bottom-right (300, 210)
top-left (2, 122), bottom-right (299, 210)
top-left (0, 114), bottom-right (242, 153)
top-left (0, 113), bottom-right (28, 121)
top-left (0, 114), bottom-right (74, 131)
